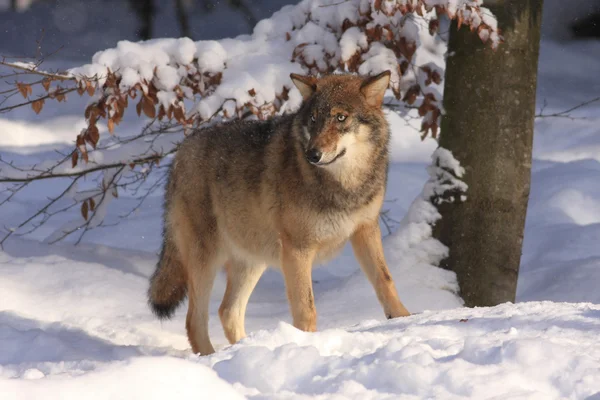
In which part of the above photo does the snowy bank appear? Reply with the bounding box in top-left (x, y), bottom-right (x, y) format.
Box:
top-left (3, 302), bottom-right (599, 399)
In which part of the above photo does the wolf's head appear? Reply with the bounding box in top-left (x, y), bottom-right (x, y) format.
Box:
top-left (290, 71), bottom-right (390, 169)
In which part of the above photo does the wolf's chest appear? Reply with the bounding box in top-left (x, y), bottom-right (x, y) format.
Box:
top-left (306, 202), bottom-right (378, 263)
top-left (311, 197), bottom-right (383, 242)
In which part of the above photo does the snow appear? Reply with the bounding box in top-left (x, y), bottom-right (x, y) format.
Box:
top-left (2, 296), bottom-right (600, 398)
top-left (2, 357), bottom-right (244, 400)
top-left (0, 116), bottom-right (83, 150)
top-left (339, 27), bottom-right (368, 62)
top-left (2, 2), bottom-right (600, 399)
top-left (202, 303), bottom-right (600, 399)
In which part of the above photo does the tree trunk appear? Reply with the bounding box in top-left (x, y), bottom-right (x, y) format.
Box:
top-left (129, 0), bottom-right (155, 40)
top-left (572, 12), bottom-right (600, 38)
top-left (433, 0), bottom-right (543, 307)
top-left (175, 0), bottom-right (193, 39)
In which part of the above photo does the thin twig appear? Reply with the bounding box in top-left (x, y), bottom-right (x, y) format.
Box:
top-left (0, 150), bottom-right (176, 183)
top-left (0, 59), bottom-right (73, 80)
top-left (0, 87), bottom-right (77, 113)
top-left (536, 96), bottom-right (600, 120)
top-left (0, 178), bottom-right (80, 248)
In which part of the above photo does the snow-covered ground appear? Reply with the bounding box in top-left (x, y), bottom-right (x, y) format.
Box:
top-left (4, 302), bottom-right (600, 399)
top-left (1, 11), bottom-right (600, 400)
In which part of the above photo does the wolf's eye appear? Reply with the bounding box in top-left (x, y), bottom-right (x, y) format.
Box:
top-left (337, 114), bottom-right (347, 122)
top-left (311, 114), bottom-right (316, 123)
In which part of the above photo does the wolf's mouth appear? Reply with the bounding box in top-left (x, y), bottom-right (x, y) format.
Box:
top-left (314, 148), bottom-right (346, 166)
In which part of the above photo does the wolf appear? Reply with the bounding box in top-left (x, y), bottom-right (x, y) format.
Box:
top-left (147, 70), bottom-right (411, 355)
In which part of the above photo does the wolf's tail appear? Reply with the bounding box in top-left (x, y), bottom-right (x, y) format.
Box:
top-left (148, 237), bottom-right (187, 319)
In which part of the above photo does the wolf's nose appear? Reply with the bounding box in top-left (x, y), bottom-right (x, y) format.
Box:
top-left (306, 149), bottom-right (322, 164)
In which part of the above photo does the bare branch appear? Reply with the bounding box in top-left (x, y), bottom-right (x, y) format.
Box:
top-left (0, 87), bottom-right (77, 113)
top-left (0, 59), bottom-right (74, 80)
top-left (536, 96), bottom-right (600, 120)
top-left (0, 178), bottom-right (80, 248)
top-left (70, 166), bottom-right (125, 245)
top-left (0, 150), bottom-right (176, 184)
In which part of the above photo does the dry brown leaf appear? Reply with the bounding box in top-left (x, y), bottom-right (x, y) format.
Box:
top-left (136, 98), bottom-right (142, 117)
top-left (402, 85), bottom-right (420, 105)
top-left (430, 123), bottom-right (439, 138)
top-left (17, 83), bottom-right (31, 99)
top-left (399, 60), bottom-right (409, 76)
top-left (31, 99), bottom-right (44, 114)
top-left (429, 19), bottom-right (439, 35)
top-left (84, 103), bottom-right (94, 120)
top-left (81, 201), bottom-right (89, 221)
top-left (142, 96), bottom-right (156, 118)
top-left (87, 125), bottom-right (100, 149)
top-left (71, 151), bottom-right (79, 168)
top-left (42, 78), bottom-right (51, 92)
top-left (173, 106), bottom-right (185, 122)
top-left (157, 106), bottom-right (166, 121)
top-left (86, 81), bottom-right (95, 97)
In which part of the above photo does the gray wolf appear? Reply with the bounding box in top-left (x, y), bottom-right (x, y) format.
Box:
top-left (148, 71), bottom-right (410, 355)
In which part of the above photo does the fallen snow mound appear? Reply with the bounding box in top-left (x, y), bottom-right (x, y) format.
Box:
top-left (2, 302), bottom-right (599, 399)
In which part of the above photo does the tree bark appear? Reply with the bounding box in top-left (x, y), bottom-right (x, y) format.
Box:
top-left (433, 0), bottom-right (543, 307)
top-left (571, 12), bottom-right (600, 38)
top-left (175, 0), bottom-right (193, 39)
top-left (129, 0), bottom-right (155, 40)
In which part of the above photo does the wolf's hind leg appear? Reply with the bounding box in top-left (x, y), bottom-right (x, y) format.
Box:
top-left (219, 260), bottom-right (266, 344)
top-left (185, 248), bottom-right (220, 356)
top-left (351, 219), bottom-right (410, 319)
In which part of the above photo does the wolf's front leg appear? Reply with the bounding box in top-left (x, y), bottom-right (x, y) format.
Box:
top-left (351, 219), bottom-right (411, 319)
top-left (280, 239), bottom-right (317, 332)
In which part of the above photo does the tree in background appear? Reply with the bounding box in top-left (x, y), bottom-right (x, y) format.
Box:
top-left (129, 0), bottom-right (193, 40)
top-left (129, 0), bottom-right (155, 40)
top-left (571, 11), bottom-right (600, 38)
top-left (127, 0), bottom-right (258, 41)
top-left (433, 0), bottom-right (544, 306)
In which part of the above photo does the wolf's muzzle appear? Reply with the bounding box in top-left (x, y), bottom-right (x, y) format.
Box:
top-left (306, 148), bottom-right (323, 164)
top-left (307, 148), bottom-right (347, 166)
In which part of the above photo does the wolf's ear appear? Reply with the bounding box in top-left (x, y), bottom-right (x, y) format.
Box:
top-left (290, 73), bottom-right (317, 100)
top-left (360, 71), bottom-right (391, 108)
